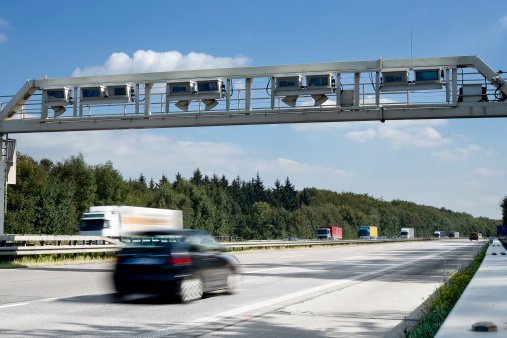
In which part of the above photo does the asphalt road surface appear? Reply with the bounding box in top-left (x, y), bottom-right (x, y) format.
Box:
top-left (0, 239), bottom-right (485, 337)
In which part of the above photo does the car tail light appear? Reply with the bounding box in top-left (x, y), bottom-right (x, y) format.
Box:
top-left (165, 257), bottom-right (192, 265)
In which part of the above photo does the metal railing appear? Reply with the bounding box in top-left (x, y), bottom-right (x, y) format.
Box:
top-left (0, 235), bottom-right (437, 256)
top-left (0, 235), bottom-right (120, 256)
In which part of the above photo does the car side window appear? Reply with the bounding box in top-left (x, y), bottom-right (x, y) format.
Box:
top-left (199, 236), bottom-right (223, 252)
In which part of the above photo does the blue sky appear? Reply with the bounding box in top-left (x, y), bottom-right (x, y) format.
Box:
top-left (1, 1), bottom-right (507, 219)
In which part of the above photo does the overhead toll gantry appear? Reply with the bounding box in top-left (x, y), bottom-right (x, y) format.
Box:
top-left (0, 55), bottom-right (506, 134)
top-left (0, 55), bottom-right (506, 235)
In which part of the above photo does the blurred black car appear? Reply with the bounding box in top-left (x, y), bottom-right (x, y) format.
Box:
top-left (113, 229), bottom-right (241, 302)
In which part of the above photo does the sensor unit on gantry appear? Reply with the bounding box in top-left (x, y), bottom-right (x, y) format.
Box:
top-left (167, 81), bottom-right (196, 97)
top-left (194, 79), bottom-right (224, 111)
top-left (106, 84), bottom-right (132, 102)
top-left (306, 74), bottom-right (334, 92)
top-left (274, 76), bottom-right (302, 93)
top-left (273, 76), bottom-right (303, 107)
top-left (43, 87), bottom-right (72, 106)
top-left (80, 86), bottom-right (106, 102)
top-left (306, 74), bottom-right (334, 105)
top-left (382, 70), bottom-right (409, 86)
top-left (196, 79), bottom-right (224, 110)
top-left (42, 87), bottom-right (72, 117)
top-left (196, 79), bottom-right (224, 99)
top-left (166, 81), bottom-right (197, 111)
top-left (414, 69), bottom-right (442, 85)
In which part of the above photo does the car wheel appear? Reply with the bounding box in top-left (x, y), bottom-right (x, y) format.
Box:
top-left (226, 273), bottom-right (241, 294)
top-left (180, 278), bottom-right (203, 303)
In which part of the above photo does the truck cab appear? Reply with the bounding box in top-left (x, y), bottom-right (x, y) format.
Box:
top-left (317, 228), bottom-right (332, 240)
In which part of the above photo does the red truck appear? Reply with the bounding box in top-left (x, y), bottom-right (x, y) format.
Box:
top-left (317, 227), bottom-right (342, 240)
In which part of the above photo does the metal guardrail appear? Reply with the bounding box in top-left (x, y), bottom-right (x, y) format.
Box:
top-left (0, 235), bottom-right (120, 256)
top-left (0, 235), bottom-right (437, 256)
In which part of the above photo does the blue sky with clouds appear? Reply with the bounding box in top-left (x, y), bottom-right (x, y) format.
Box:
top-left (1, 1), bottom-right (507, 219)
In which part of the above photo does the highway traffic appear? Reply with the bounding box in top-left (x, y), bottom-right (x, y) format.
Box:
top-left (0, 239), bottom-right (485, 337)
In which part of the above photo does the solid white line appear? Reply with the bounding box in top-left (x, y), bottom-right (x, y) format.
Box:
top-left (0, 302), bottom-right (29, 309)
top-left (244, 267), bottom-right (285, 274)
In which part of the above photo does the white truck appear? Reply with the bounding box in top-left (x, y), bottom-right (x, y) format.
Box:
top-left (79, 206), bottom-right (183, 237)
top-left (399, 228), bottom-right (415, 239)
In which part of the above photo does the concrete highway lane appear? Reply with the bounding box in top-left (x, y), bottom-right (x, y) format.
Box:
top-left (0, 240), bottom-right (485, 337)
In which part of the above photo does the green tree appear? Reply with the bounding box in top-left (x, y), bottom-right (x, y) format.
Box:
top-left (51, 153), bottom-right (96, 220)
top-left (247, 201), bottom-right (273, 239)
top-left (5, 155), bottom-right (46, 234)
top-left (38, 178), bottom-right (76, 234)
top-left (501, 196), bottom-right (507, 225)
top-left (94, 161), bottom-right (128, 205)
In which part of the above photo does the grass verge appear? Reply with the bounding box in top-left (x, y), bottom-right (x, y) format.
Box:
top-left (406, 243), bottom-right (489, 337)
top-left (0, 252), bottom-right (116, 269)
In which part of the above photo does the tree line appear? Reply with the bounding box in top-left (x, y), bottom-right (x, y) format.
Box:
top-left (5, 153), bottom-right (502, 239)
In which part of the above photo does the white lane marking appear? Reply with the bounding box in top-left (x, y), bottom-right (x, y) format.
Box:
top-left (0, 302), bottom-right (29, 309)
top-left (280, 255), bottom-right (304, 258)
top-left (244, 267), bottom-right (285, 274)
top-left (137, 245), bottom-right (463, 338)
top-left (323, 255), bottom-right (366, 262)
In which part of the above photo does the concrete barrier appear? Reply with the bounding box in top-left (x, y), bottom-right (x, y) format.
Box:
top-left (435, 239), bottom-right (507, 337)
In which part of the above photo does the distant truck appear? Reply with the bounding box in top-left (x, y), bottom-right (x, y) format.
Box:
top-left (399, 228), bottom-right (415, 239)
top-left (317, 227), bottom-right (342, 240)
top-left (79, 206), bottom-right (183, 237)
top-left (448, 232), bottom-right (459, 238)
top-left (469, 232), bottom-right (479, 241)
top-left (357, 226), bottom-right (378, 239)
top-left (433, 231), bottom-right (445, 238)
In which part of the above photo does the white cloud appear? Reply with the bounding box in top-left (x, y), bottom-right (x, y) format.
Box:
top-left (464, 180), bottom-right (484, 187)
top-left (291, 121), bottom-right (367, 132)
top-left (269, 158), bottom-right (358, 178)
top-left (344, 128), bottom-right (376, 143)
top-left (16, 131), bottom-right (248, 179)
top-left (0, 18), bottom-right (9, 43)
top-left (431, 144), bottom-right (482, 162)
top-left (292, 119), bottom-right (451, 149)
top-left (291, 119), bottom-right (447, 133)
top-left (475, 168), bottom-right (504, 176)
top-left (481, 196), bottom-right (501, 205)
top-left (72, 50), bottom-right (252, 77)
top-left (376, 125), bottom-right (452, 149)
top-left (500, 14), bottom-right (507, 27)
top-left (15, 130), bottom-right (356, 182)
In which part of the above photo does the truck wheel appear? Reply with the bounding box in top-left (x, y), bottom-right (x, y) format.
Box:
top-left (226, 273), bottom-right (241, 294)
top-left (179, 278), bottom-right (203, 303)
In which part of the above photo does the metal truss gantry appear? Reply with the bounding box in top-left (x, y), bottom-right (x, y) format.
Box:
top-left (0, 55), bottom-right (506, 235)
top-left (0, 55), bottom-right (506, 134)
